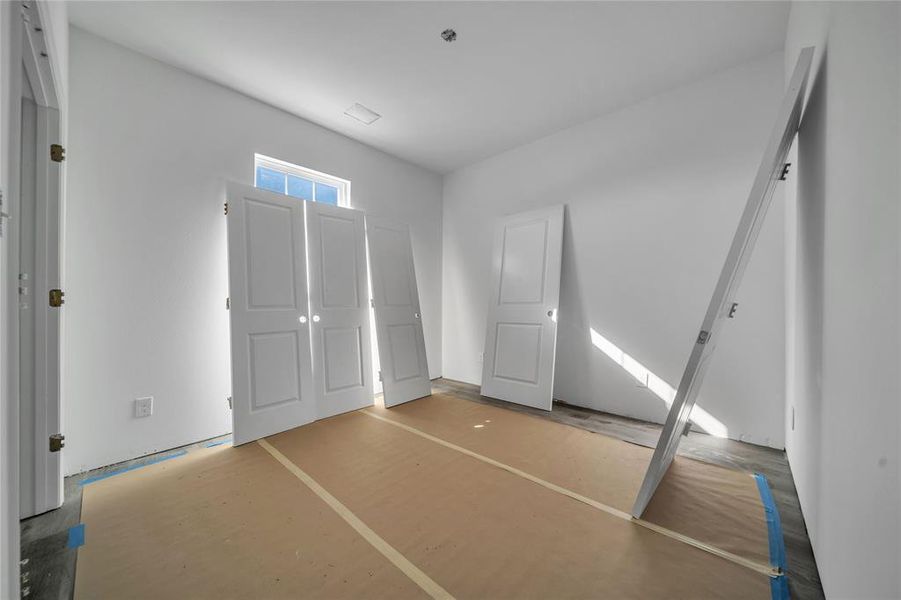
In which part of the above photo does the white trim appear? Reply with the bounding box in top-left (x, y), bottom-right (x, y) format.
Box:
top-left (253, 153), bottom-right (351, 208)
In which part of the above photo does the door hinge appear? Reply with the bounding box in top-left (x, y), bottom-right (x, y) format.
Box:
top-left (224, 202), bottom-right (229, 215)
top-left (49, 433), bottom-right (65, 452)
top-left (778, 162), bottom-right (791, 181)
top-left (226, 396), bottom-right (233, 410)
top-left (0, 188), bottom-right (7, 238)
top-left (226, 297), bottom-right (230, 310)
top-left (370, 298), bottom-right (375, 308)
top-left (378, 370), bottom-right (383, 382)
top-left (728, 302), bottom-right (739, 318)
top-left (49, 288), bottom-right (65, 307)
top-left (50, 144), bottom-right (65, 163)
top-left (696, 330), bottom-right (710, 345)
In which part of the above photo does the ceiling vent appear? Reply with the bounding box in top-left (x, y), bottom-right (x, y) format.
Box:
top-left (344, 103), bottom-right (381, 125)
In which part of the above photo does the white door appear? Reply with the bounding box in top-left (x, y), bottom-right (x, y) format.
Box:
top-left (481, 205), bottom-right (565, 410)
top-left (632, 47), bottom-right (815, 518)
top-left (306, 202), bottom-right (373, 419)
top-left (226, 183), bottom-right (315, 445)
top-left (366, 216), bottom-right (431, 408)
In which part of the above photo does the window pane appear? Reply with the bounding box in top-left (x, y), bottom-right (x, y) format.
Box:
top-left (286, 175), bottom-right (313, 200)
top-left (256, 166), bottom-right (285, 193)
top-left (315, 182), bottom-right (339, 205)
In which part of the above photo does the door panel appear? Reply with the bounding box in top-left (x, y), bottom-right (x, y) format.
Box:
top-left (248, 331), bottom-right (302, 410)
top-left (245, 200), bottom-right (297, 308)
top-left (322, 326), bottom-right (364, 392)
top-left (493, 322), bottom-right (542, 384)
top-left (227, 183), bottom-right (315, 445)
top-left (367, 216), bottom-right (431, 407)
top-left (481, 206), bottom-right (564, 410)
top-left (307, 203), bottom-right (373, 418)
top-left (499, 220), bottom-right (548, 304)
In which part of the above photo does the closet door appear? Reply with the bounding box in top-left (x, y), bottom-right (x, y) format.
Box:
top-left (306, 202), bottom-right (373, 418)
top-left (481, 205), bottom-right (565, 410)
top-left (366, 216), bottom-right (431, 407)
top-left (226, 183), bottom-right (315, 445)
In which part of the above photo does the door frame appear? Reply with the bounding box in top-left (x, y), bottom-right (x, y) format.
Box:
top-left (7, 0), bottom-right (64, 522)
top-left (2, 1), bottom-right (65, 594)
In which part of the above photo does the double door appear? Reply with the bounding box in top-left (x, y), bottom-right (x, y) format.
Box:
top-left (226, 183), bottom-right (372, 445)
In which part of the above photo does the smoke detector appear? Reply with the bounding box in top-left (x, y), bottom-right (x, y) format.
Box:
top-left (441, 29), bottom-right (457, 43)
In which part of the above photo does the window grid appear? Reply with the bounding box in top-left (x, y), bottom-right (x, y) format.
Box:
top-left (253, 154), bottom-right (350, 207)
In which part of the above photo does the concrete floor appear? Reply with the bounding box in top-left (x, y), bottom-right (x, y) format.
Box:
top-left (20, 378), bottom-right (823, 599)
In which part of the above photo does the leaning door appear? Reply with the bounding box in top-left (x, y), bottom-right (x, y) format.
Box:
top-left (226, 183), bottom-right (315, 445)
top-left (307, 202), bottom-right (373, 419)
top-left (366, 216), bottom-right (431, 407)
top-left (481, 205), bottom-right (565, 410)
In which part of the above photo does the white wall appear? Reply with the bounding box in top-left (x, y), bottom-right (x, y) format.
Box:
top-left (65, 28), bottom-right (443, 474)
top-left (443, 53), bottom-right (786, 448)
top-left (784, 2), bottom-right (901, 598)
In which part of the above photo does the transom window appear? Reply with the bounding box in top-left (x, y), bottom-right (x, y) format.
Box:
top-left (254, 154), bottom-right (350, 207)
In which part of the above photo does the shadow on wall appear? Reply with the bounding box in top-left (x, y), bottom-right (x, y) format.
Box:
top-left (553, 205), bottom-right (729, 438)
top-left (788, 47), bottom-right (827, 538)
top-left (553, 205), bottom-right (593, 405)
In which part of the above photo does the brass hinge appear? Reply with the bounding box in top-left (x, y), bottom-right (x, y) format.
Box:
top-left (378, 370), bottom-right (383, 382)
top-left (226, 396), bottom-right (233, 410)
top-left (226, 297), bottom-right (230, 310)
top-left (50, 144), bottom-right (65, 163)
top-left (696, 330), bottom-right (710, 345)
top-left (224, 202), bottom-right (229, 215)
top-left (49, 433), bottom-right (65, 452)
top-left (49, 288), bottom-right (64, 307)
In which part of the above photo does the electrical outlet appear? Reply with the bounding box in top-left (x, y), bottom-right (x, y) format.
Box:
top-left (135, 397), bottom-right (153, 418)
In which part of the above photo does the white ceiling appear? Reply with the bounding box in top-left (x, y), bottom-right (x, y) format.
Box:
top-left (68, 1), bottom-right (789, 174)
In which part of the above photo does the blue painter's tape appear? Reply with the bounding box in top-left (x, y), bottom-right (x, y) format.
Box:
top-left (755, 473), bottom-right (789, 600)
top-left (205, 438), bottom-right (232, 448)
top-left (79, 449), bottom-right (188, 486)
top-left (770, 574), bottom-right (790, 600)
top-left (67, 524), bottom-right (85, 549)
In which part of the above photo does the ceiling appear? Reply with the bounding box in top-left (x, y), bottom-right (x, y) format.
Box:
top-left (68, 1), bottom-right (789, 174)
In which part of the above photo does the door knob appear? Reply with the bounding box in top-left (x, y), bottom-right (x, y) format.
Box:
top-left (312, 315), bottom-right (321, 323)
top-left (414, 312), bottom-right (421, 319)
top-left (298, 315), bottom-right (308, 324)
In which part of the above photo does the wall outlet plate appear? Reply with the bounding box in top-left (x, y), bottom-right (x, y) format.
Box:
top-left (135, 396), bottom-right (153, 418)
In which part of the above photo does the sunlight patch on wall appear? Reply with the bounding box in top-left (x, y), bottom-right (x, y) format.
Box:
top-left (589, 327), bottom-right (728, 438)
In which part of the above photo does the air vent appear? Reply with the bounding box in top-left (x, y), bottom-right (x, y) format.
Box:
top-left (344, 103), bottom-right (381, 125)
